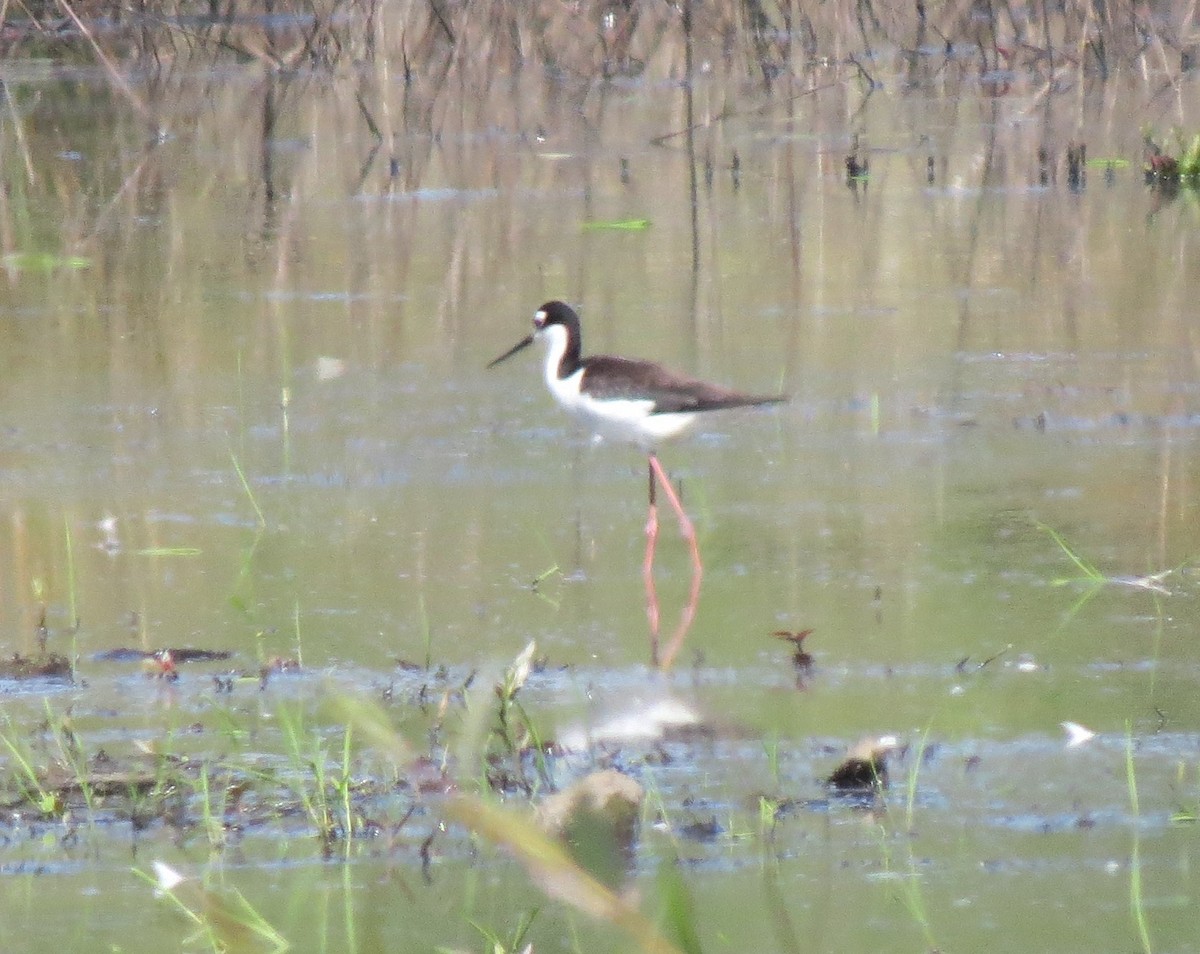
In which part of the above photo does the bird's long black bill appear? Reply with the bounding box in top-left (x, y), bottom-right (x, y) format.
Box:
top-left (486, 334), bottom-right (534, 369)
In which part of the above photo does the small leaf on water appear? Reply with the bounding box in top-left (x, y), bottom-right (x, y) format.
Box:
top-left (2, 251), bottom-right (92, 271)
top-left (580, 218), bottom-right (651, 231)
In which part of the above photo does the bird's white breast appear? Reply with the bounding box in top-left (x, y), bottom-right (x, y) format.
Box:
top-left (536, 322), bottom-right (697, 449)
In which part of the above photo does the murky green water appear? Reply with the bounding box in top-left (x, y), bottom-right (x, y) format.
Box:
top-left (2, 39), bottom-right (1199, 954)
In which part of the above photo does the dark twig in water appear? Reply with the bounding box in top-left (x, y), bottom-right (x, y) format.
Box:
top-left (847, 54), bottom-right (879, 90)
top-left (93, 647), bottom-right (234, 664)
top-left (955, 644), bottom-right (1011, 674)
top-left (772, 629), bottom-right (815, 688)
top-left (356, 91), bottom-right (383, 141)
top-left (427, 0), bottom-right (454, 44)
top-left (1067, 141), bottom-right (1086, 190)
top-left (649, 82), bottom-right (837, 148)
top-left (845, 134), bottom-right (869, 182)
top-left (419, 829), bottom-right (436, 884)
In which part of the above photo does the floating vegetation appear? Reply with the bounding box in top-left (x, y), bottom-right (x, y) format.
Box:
top-left (845, 134), bottom-right (869, 184)
top-left (134, 546), bottom-right (204, 557)
top-left (0, 652), bottom-right (72, 681)
top-left (581, 218), bottom-right (651, 231)
top-left (1, 251), bottom-right (92, 271)
top-left (1038, 522), bottom-right (1177, 595)
top-left (771, 628), bottom-right (814, 688)
top-left (0, 625), bottom-right (1195, 950)
top-left (1143, 130), bottom-right (1200, 185)
top-left (827, 735), bottom-right (901, 793)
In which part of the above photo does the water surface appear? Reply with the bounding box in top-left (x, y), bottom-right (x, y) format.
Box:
top-left (1, 44), bottom-right (1199, 953)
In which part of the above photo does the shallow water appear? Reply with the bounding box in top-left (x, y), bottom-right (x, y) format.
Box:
top-left (1, 43), bottom-right (1199, 954)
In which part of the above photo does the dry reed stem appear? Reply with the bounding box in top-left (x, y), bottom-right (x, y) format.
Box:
top-left (54, 0), bottom-right (152, 121)
top-left (3, 0), bottom-right (1190, 86)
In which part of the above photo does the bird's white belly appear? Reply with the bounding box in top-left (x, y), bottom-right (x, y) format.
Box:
top-left (547, 368), bottom-right (696, 449)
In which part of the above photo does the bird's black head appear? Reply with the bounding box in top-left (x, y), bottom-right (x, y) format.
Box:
top-left (487, 301), bottom-right (581, 369)
top-left (533, 300), bottom-right (579, 333)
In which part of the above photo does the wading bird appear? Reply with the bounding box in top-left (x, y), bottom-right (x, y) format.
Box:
top-left (487, 301), bottom-right (786, 653)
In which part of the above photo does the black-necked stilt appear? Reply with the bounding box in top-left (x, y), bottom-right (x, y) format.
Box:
top-left (488, 300), bottom-right (786, 637)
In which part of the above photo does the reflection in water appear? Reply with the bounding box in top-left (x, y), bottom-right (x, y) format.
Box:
top-left (643, 454), bottom-right (703, 668)
top-left (257, 71), bottom-right (282, 242)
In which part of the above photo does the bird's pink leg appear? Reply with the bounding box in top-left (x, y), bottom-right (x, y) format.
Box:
top-left (644, 459), bottom-right (661, 660)
top-left (648, 454), bottom-right (704, 585)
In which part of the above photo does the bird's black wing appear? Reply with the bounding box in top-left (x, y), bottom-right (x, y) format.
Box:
top-left (581, 355), bottom-right (786, 414)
